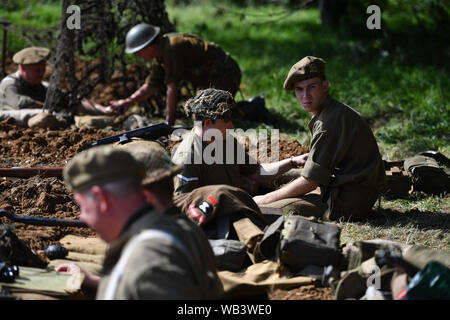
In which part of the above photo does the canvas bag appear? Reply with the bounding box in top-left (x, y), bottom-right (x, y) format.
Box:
top-left (258, 215), bottom-right (342, 274)
top-left (404, 155), bottom-right (450, 195)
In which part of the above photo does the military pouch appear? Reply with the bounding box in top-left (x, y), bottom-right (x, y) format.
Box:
top-left (280, 216), bottom-right (342, 273)
top-left (259, 216), bottom-right (342, 275)
top-left (404, 155), bottom-right (450, 195)
top-left (208, 239), bottom-right (248, 272)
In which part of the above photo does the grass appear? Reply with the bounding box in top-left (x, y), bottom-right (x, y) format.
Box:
top-left (1, 0), bottom-right (449, 250)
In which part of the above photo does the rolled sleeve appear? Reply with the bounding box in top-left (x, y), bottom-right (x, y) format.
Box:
top-left (301, 158), bottom-right (331, 185)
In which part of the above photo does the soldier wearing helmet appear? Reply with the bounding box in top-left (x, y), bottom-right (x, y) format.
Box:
top-left (108, 23), bottom-right (241, 125)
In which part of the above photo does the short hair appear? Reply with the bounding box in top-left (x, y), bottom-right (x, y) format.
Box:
top-left (143, 177), bottom-right (174, 202)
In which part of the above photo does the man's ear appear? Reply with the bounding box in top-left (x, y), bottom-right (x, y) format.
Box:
top-left (91, 185), bottom-right (108, 213)
top-left (203, 118), bottom-right (213, 128)
top-left (142, 189), bottom-right (155, 205)
top-left (322, 79), bottom-right (329, 92)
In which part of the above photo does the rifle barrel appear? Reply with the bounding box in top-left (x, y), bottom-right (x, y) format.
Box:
top-left (0, 167), bottom-right (64, 178)
top-left (0, 209), bottom-right (88, 228)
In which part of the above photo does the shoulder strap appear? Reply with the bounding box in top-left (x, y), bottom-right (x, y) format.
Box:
top-left (102, 229), bottom-right (186, 300)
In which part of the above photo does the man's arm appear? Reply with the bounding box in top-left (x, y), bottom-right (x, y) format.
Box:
top-left (250, 153), bottom-right (309, 183)
top-left (108, 83), bottom-right (158, 114)
top-left (165, 81), bottom-right (178, 125)
top-left (1, 83), bottom-right (43, 109)
top-left (78, 99), bottom-right (118, 115)
top-left (253, 175), bottom-right (318, 205)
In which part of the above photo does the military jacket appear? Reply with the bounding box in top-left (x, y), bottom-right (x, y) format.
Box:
top-left (172, 130), bottom-right (259, 195)
top-left (0, 71), bottom-right (47, 110)
top-left (96, 205), bottom-right (223, 300)
top-left (145, 33), bottom-right (240, 94)
top-left (301, 96), bottom-right (386, 219)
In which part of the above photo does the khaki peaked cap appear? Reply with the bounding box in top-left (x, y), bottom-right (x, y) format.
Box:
top-left (117, 139), bottom-right (182, 186)
top-left (13, 47), bottom-right (50, 65)
top-left (184, 88), bottom-right (236, 120)
top-left (284, 56), bottom-right (326, 91)
top-left (63, 145), bottom-right (146, 192)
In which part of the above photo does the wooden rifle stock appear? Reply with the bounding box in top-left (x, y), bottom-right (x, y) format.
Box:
top-left (0, 167), bottom-right (64, 178)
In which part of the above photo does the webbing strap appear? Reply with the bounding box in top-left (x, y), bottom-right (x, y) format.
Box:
top-left (102, 229), bottom-right (186, 300)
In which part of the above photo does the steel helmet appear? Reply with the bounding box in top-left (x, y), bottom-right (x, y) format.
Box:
top-left (125, 23), bottom-right (161, 54)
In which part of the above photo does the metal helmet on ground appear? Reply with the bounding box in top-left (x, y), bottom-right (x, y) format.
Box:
top-left (125, 23), bottom-right (161, 54)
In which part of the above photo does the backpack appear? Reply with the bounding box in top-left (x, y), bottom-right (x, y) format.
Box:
top-left (258, 215), bottom-right (343, 276)
top-left (404, 154), bottom-right (450, 196)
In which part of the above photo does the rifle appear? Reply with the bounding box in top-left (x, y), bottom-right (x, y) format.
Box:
top-left (0, 167), bottom-right (63, 178)
top-left (92, 122), bottom-right (192, 146)
top-left (0, 209), bottom-right (87, 228)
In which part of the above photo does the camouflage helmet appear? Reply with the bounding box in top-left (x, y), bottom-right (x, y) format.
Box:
top-left (184, 88), bottom-right (236, 120)
top-left (125, 23), bottom-right (161, 54)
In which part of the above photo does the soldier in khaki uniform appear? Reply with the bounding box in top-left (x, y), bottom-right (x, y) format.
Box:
top-left (0, 47), bottom-right (118, 127)
top-left (171, 88), bottom-right (308, 196)
top-left (253, 56), bottom-right (386, 220)
top-left (109, 24), bottom-right (241, 125)
top-left (57, 145), bottom-right (223, 299)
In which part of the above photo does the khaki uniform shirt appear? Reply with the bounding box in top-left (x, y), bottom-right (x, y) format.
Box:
top-left (172, 130), bottom-right (260, 195)
top-left (146, 33), bottom-right (241, 95)
top-left (0, 71), bottom-right (47, 110)
top-left (96, 205), bottom-right (223, 300)
top-left (301, 96), bottom-right (386, 219)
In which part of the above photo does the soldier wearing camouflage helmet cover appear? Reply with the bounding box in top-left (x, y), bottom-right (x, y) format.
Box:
top-left (0, 47), bottom-right (120, 128)
top-left (108, 23), bottom-right (241, 125)
top-left (56, 145), bottom-right (223, 299)
top-left (171, 88), bottom-right (308, 196)
top-left (253, 56), bottom-right (386, 221)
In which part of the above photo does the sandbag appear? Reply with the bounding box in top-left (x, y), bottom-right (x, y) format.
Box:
top-left (74, 115), bottom-right (115, 129)
top-left (218, 260), bottom-right (315, 299)
top-left (0, 109), bottom-right (43, 127)
top-left (47, 235), bottom-right (107, 276)
top-left (0, 266), bottom-right (84, 298)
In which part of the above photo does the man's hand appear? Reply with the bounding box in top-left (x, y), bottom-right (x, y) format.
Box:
top-left (56, 263), bottom-right (101, 288)
top-left (108, 99), bottom-right (132, 114)
top-left (291, 153), bottom-right (309, 167)
top-left (253, 194), bottom-right (270, 206)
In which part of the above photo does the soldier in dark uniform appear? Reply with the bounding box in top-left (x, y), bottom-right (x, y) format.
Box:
top-left (108, 24), bottom-right (242, 125)
top-left (0, 47), bottom-right (119, 127)
top-left (57, 145), bottom-right (223, 299)
top-left (253, 56), bottom-right (386, 221)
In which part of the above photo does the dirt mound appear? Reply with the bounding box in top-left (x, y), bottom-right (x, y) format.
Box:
top-left (269, 285), bottom-right (334, 300)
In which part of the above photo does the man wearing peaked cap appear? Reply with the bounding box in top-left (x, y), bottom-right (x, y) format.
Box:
top-left (58, 144), bottom-right (223, 299)
top-left (0, 47), bottom-right (119, 128)
top-left (253, 56), bottom-right (386, 221)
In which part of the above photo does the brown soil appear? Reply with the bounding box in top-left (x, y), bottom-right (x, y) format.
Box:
top-left (268, 284), bottom-right (334, 300)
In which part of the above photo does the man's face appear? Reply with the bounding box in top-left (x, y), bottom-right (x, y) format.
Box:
top-left (74, 191), bottom-right (104, 238)
top-left (203, 118), bottom-right (234, 141)
top-left (294, 77), bottom-right (329, 116)
top-left (134, 44), bottom-right (158, 61)
top-left (19, 62), bottom-right (46, 85)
